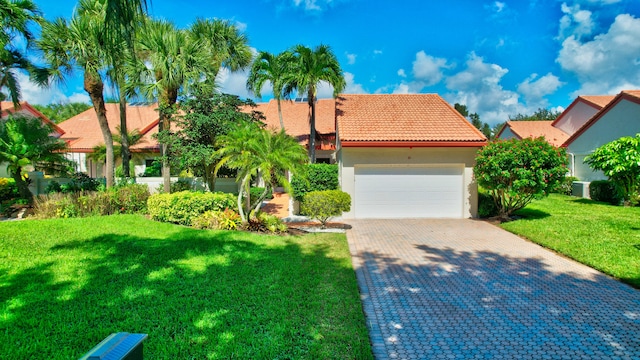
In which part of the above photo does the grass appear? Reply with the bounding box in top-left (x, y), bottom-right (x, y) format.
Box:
top-left (0, 215), bottom-right (372, 359)
top-left (500, 194), bottom-right (640, 288)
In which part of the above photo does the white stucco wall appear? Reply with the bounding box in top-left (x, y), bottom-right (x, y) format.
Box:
top-left (554, 101), bottom-right (599, 136)
top-left (567, 99), bottom-right (640, 181)
top-left (339, 147), bottom-right (480, 219)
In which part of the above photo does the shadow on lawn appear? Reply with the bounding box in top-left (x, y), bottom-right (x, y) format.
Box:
top-left (511, 208), bottom-right (550, 220)
top-left (0, 226), bottom-right (372, 359)
top-left (355, 244), bottom-right (640, 359)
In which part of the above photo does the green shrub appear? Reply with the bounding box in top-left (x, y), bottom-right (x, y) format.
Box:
top-left (61, 172), bottom-right (101, 193)
top-left (192, 209), bottom-right (242, 230)
top-left (171, 179), bottom-right (192, 192)
top-left (44, 180), bottom-right (62, 194)
top-left (291, 163), bottom-right (339, 201)
top-left (147, 191), bottom-right (236, 226)
top-left (246, 212), bottom-right (288, 234)
top-left (140, 160), bottom-right (162, 177)
top-left (553, 176), bottom-right (579, 195)
top-left (300, 190), bottom-right (351, 227)
top-left (0, 178), bottom-right (18, 201)
top-left (478, 189), bottom-right (498, 218)
top-left (249, 187), bottom-right (273, 203)
top-left (110, 184), bottom-right (150, 214)
top-left (589, 180), bottom-right (623, 205)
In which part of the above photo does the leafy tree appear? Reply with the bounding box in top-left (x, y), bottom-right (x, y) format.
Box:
top-left (88, 126), bottom-right (144, 164)
top-left (247, 50), bottom-right (294, 130)
top-left (454, 103), bottom-right (468, 117)
top-left (454, 103), bottom-right (491, 139)
top-left (216, 125), bottom-right (308, 222)
top-left (285, 44), bottom-right (345, 163)
top-left (474, 137), bottom-right (567, 220)
top-left (300, 190), bottom-right (351, 228)
top-left (33, 102), bottom-right (91, 123)
top-left (509, 108), bottom-right (561, 121)
top-left (585, 134), bottom-right (640, 206)
top-left (0, 115), bottom-right (71, 201)
top-left (0, 0), bottom-right (45, 112)
top-left (39, 0), bottom-right (117, 188)
top-left (165, 91), bottom-right (263, 191)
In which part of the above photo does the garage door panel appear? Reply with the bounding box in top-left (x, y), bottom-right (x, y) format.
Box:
top-left (354, 166), bottom-right (463, 219)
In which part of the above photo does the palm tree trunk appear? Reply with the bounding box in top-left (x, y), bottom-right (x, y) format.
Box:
top-left (11, 167), bottom-right (33, 203)
top-left (277, 98), bottom-right (285, 131)
top-left (119, 91), bottom-right (131, 178)
top-left (308, 94), bottom-right (316, 163)
top-left (84, 72), bottom-right (114, 188)
top-left (158, 110), bottom-right (171, 193)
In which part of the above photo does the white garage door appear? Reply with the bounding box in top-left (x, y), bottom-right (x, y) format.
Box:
top-left (354, 165), bottom-right (464, 219)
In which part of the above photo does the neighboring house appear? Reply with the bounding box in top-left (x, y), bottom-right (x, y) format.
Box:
top-left (335, 94), bottom-right (487, 219)
top-left (252, 98), bottom-right (337, 163)
top-left (58, 103), bottom-right (160, 177)
top-left (0, 101), bottom-right (65, 177)
top-left (496, 120), bottom-right (569, 147)
top-left (564, 90), bottom-right (640, 181)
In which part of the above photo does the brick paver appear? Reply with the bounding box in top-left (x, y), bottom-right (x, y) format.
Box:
top-left (347, 219), bottom-right (640, 359)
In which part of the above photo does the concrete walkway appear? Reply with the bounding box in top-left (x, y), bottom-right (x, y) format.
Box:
top-left (347, 219), bottom-right (640, 359)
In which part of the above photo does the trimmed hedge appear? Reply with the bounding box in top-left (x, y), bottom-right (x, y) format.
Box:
top-left (291, 164), bottom-right (339, 201)
top-left (589, 180), bottom-right (623, 205)
top-left (300, 190), bottom-right (351, 226)
top-left (148, 191), bottom-right (236, 226)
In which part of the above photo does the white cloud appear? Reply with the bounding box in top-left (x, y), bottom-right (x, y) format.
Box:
top-left (346, 53), bottom-right (357, 65)
top-left (557, 13), bottom-right (640, 96)
top-left (15, 72), bottom-right (89, 105)
top-left (517, 73), bottom-right (564, 106)
top-left (234, 21), bottom-right (247, 32)
top-left (557, 3), bottom-right (594, 40)
top-left (215, 67), bottom-right (252, 99)
top-left (293, 0), bottom-right (321, 11)
top-left (315, 81), bottom-right (335, 99)
top-left (412, 51), bottom-right (450, 86)
top-left (397, 69), bottom-right (406, 78)
top-left (373, 49), bottom-right (383, 55)
top-left (392, 83), bottom-right (410, 94)
top-left (343, 72), bottom-right (366, 94)
top-left (444, 53), bottom-right (525, 125)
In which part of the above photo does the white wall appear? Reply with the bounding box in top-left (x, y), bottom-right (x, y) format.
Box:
top-left (568, 99), bottom-right (640, 181)
top-left (555, 101), bottom-right (599, 136)
top-left (339, 147), bottom-right (480, 219)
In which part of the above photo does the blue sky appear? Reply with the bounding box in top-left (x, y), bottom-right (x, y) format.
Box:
top-left (21, 0), bottom-right (640, 125)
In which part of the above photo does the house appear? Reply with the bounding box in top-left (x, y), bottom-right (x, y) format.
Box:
top-left (335, 94), bottom-right (488, 219)
top-left (0, 101), bottom-right (65, 177)
top-left (251, 98), bottom-right (337, 163)
top-left (564, 90), bottom-right (640, 181)
top-left (496, 120), bottom-right (569, 147)
top-left (58, 103), bottom-right (161, 177)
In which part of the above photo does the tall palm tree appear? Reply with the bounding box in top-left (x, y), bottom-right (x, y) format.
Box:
top-left (247, 51), bottom-right (294, 130)
top-left (285, 44), bottom-right (345, 163)
top-left (0, 0), bottom-right (43, 113)
top-left (38, 0), bottom-right (116, 188)
top-left (216, 125), bottom-right (308, 222)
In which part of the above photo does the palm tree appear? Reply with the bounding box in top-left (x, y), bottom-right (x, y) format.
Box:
top-left (38, 0), bottom-right (116, 188)
top-left (0, 115), bottom-right (70, 201)
top-left (285, 44), bottom-right (345, 163)
top-left (138, 18), bottom-right (251, 193)
top-left (88, 126), bottom-right (144, 164)
top-left (247, 51), bottom-right (294, 130)
top-left (216, 125), bottom-right (308, 222)
top-left (0, 0), bottom-right (43, 113)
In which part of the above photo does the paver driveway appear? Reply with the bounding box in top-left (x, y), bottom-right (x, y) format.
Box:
top-left (347, 219), bottom-right (640, 359)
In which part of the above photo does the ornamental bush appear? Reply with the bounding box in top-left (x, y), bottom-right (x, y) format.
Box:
top-left (474, 137), bottom-right (567, 220)
top-left (147, 191), bottom-right (236, 226)
top-left (291, 164), bottom-right (339, 201)
top-left (300, 190), bottom-right (351, 227)
top-left (0, 178), bottom-right (18, 201)
top-left (589, 180), bottom-right (623, 205)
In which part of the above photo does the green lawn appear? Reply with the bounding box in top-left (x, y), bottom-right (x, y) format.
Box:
top-left (501, 194), bottom-right (640, 288)
top-left (0, 215), bottom-right (372, 359)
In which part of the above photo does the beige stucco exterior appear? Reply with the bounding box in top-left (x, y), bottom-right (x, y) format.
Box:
top-left (338, 146), bottom-right (480, 219)
top-left (567, 98), bottom-right (640, 181)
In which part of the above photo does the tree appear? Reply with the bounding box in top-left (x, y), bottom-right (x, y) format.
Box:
top-left (509, 108), bottom-right (561, 121)
top-left (165, 91), bottom-right (263, 191)
top-left (454, 103), bottom-right (491, 139)
top-left (0, 115), bottom-right (71, 201)
top-left (247, 50), bottom-right (293, 130)
top-left (33, 102), bottom-right (92, 123)
top-left (585, 134), bottom-right (640, 206)
top-left (0, 0), bottom-right (44, 112)
top-left (474, 137), bottom-right (567, 220)
top-left (285, 44), bottom-right (345, 163)
top-left (88, 126), bottom-right (144, 164)
top-left (216, 125), bottom-right (308, 222)
top-left (38, 1), bottom-right (117, 188)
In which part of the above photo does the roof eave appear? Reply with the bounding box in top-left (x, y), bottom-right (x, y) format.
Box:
top-left (340, 140), bottom-right (488, 148)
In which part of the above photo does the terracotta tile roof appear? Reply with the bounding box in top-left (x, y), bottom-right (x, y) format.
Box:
top-left (59, 103), bottom-right (160, 152)
top-left (336, 94), bottom-right (487, 144)
top-left (503, 121), bottom-right (569, 147)
top-left (1, 101), bottom-right (64, 136)
top-left (622, 90), bottom-right (640, 100)
top-left (248, 99), bottom-right (336, 145)
top-left (578, 95), bottom-right (616, 109)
